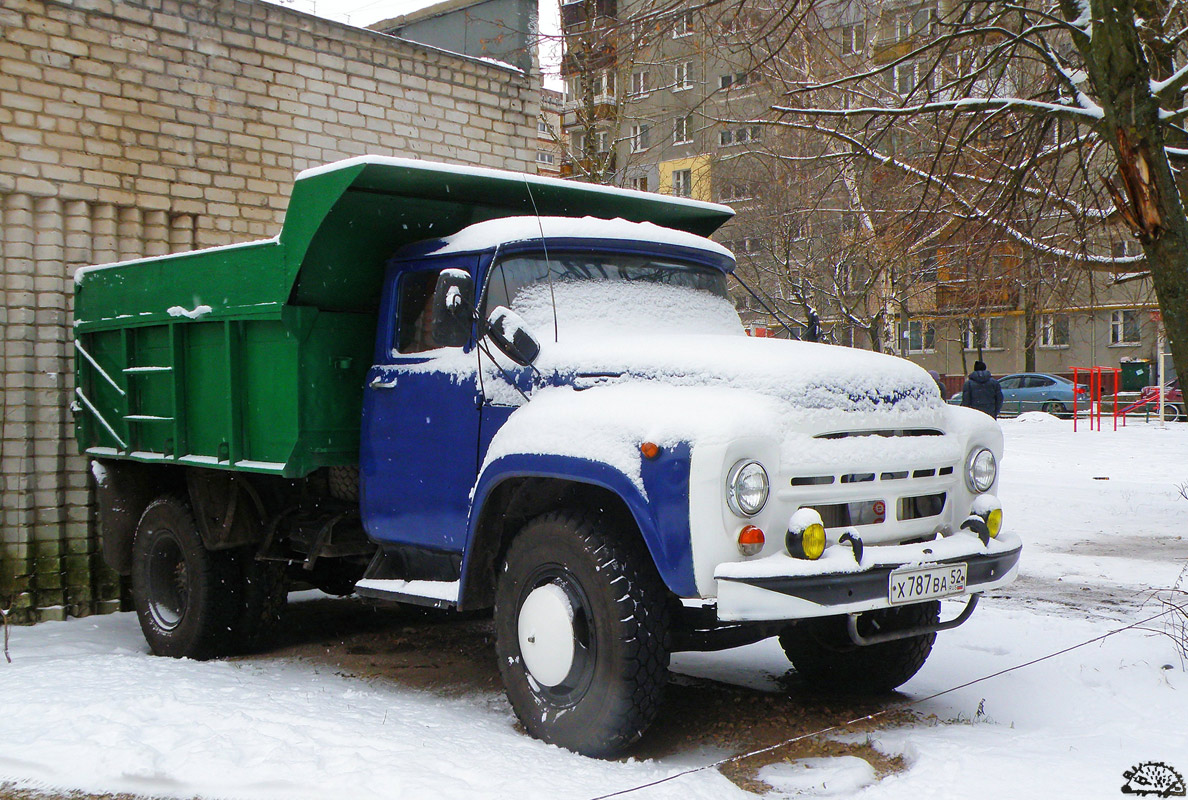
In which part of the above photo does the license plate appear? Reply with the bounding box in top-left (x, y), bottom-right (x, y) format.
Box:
top-left (889, 563), bottom-right (967, 605)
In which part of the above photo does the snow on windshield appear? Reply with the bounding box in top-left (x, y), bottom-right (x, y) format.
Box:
top-left (505, 276), bottom-right (743, 337)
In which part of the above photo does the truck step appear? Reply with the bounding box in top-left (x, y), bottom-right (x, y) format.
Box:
top-left (353, 578), bottom-right (459, 610)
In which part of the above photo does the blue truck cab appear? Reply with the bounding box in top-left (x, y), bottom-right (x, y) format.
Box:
top-left (77, 158), bottom-right (1021, 758)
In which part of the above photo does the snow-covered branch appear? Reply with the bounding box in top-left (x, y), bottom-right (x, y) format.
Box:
top-left (773, 96), bottom-right (1102, 122)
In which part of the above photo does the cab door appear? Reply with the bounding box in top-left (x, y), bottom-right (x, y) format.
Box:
top-left (360, 259), bottom-right (480, 553)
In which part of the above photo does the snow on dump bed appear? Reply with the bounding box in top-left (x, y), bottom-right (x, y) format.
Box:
top-left (422, 216), bottom-right (734, 259)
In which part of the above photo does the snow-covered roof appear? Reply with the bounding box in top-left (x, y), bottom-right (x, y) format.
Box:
top-left (416, 216), bottom-right (735, 260)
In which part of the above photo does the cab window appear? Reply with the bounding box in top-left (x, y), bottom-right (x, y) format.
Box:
top-left (395, 270), bottom-right (448, 354)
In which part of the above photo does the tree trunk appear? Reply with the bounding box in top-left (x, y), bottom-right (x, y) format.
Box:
top-left (1072, 0), bottom-right (1188, 382)
top-left (1023, 284), bottom-right (1037, 373)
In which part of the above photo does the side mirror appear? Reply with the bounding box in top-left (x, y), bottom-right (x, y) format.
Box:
top-left (432, 268), bottom-right (475, 348)
top-left (486, 306), bottom-right (540, 367)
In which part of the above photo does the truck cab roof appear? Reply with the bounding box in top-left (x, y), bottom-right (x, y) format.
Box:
top-left (394, 216), bottom-right (736, 272)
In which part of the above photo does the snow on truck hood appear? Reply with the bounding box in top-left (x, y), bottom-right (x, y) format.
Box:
top-left (506, 282), bottom-right (942, 418)
top-left (538, 333), bottom-right (944, 419)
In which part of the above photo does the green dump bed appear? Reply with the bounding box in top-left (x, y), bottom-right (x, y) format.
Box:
top-left (73, 157), bottom-right (733, 477)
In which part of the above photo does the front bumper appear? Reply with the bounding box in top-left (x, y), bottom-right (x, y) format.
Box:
top-left (714, 530), bottom-right (1021, 622)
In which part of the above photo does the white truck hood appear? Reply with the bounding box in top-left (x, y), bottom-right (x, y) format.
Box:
top-left (478, 334), bottom-right (961, 494)
top-left (537, 333), bottom-right (944, 420)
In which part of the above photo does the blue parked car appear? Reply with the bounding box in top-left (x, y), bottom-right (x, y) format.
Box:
top-left (949, 372), bottom-right (1088, 415)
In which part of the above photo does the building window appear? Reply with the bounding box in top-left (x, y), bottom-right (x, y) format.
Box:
top-left (629, 123), bottom-right (650, 152)
top-left (720, 125), bottom-right (762, 146)
top-left (673, 10), bottom-right (693, 37)
top-left (1110, 309), bottom-right (1141, 345)
top-left (1039, 314), bottom-right (1069, 348)
top-left (722, 236), bottom-right (763, 254)
top-left (594, 130), bottom-right (608, 153)
top-left (593, 70), bottom-right (615, 100)
top-left (538, 118), bottom-right (550, 134)
top-left (963, 317), bottom-right (1004, 350)
top-left (719, 72), bottom-right (749, 90)
top-left (890, 61), bottom-right (921, 95)
top-left (896, 12), bottom-right (914, 40)
top-left (536, 151), bottom-right (555, 164)
top-left (899, 320), bottom-right (936, 353)
top-left (630, 176), bottom-right (649, 192)
top-left (672, 168), bottom-right (692, 197)
top-left (674, 61), bottom-right (694, 90)
top-left (673, 115), bottom-right (691, 144)
top-left (840, 22), bottom-right (865, 54)
top-left (719, 182), bottom-right (755, 202)
top-left (630, 70), bottom-right (649, 96)
top-left (572, 131), bottom-right (584, 153)
top-left (1111, 239), bottom-right (1141, 259)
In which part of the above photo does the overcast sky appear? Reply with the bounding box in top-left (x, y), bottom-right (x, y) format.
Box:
top-left (263, 0), bottom-right (563, 84)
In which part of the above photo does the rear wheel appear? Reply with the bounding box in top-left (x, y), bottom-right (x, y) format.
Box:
top-left (1041, 401), bottom-right (1067, 417)
top-left (131, 496), bottom-right (239, 659)
top-left (779, 601), bottom-right (939, 693)
top-left (494, 509), bottom-right (671, 757)
top-left (1163, 403), bottom-right (1183, 421)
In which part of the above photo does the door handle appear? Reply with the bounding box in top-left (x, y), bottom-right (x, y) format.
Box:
top-left (369, 375), bottom-right (398, 390)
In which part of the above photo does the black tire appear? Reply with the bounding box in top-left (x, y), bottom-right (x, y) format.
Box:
top-left (130, 495), bottom-right (240, 660)
top-left (1041, 401), bottom-right (1066, 416)
top-left (230, 552), bottom-right (287, 653)
top-left (494, 509), bottom-right (672, 757)
top-left (779, 601), bottom-right (939, 694)
top-left (1164, 403), bottom-right (1183, 422)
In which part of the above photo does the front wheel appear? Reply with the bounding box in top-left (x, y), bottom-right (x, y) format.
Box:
top-left (494, 510), bottom-right (672, 757)
top-left (779, 601), bottom-right (939, 694)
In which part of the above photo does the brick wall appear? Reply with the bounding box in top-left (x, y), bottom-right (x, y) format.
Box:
top-left (0, 0), bottom-right (538, 622)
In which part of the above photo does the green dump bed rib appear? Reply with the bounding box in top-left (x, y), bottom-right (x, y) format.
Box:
top-left (73, 156), bottom-right (734, 477)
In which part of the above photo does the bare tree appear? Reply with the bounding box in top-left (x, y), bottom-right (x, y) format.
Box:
top-left (755, 0), bottom-right (1188, 379)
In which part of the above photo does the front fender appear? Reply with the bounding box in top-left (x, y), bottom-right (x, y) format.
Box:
top-left (463, 447), bottom-right (695, 600)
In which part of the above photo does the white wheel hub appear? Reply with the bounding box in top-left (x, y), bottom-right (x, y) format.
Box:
top-left (518, 582), bottom-right (576, 687)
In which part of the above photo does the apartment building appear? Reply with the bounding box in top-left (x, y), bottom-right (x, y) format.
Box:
top-left (558, 0), bottom-right (1166, 383)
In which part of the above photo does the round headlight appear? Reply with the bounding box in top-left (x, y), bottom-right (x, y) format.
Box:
top-left (727, 460), bottom-right (769, 517)
top-left (966, 448), bottom-right (997, 493)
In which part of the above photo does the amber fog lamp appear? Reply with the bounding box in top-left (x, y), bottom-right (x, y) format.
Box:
top-left (986, 507), bottom-right (1003, 538)
top-left (640, 442), bottom-right (661, 460)
top-left (787, 522), bottom-right (827, 560)
top-left (737, 525), bottom-right (765, 556)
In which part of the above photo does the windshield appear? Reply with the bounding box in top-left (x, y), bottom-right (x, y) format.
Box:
top-left (483, 252), bottom-right (742, 338)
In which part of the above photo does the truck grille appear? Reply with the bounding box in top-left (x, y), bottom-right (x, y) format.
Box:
top-left (791, 465), bottom-right (953, 487)
top-left (807, 492), bottom-right (948, 528)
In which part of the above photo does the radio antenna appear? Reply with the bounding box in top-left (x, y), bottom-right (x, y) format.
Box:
top-left (522, 176), bottom-right (559, 343)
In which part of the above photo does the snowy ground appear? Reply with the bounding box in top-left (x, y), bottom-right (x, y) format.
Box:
top-left (2, 417), bottom-right (1186, 799)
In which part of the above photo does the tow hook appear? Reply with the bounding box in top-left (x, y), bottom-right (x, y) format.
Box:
top-left (960, 516), bottom-right (991, 545)
top-left (839, 531), bottom-right (864, 563)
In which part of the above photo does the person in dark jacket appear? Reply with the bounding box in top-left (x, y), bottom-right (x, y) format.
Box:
top-left (961, 360), bottom-right (1004, 418)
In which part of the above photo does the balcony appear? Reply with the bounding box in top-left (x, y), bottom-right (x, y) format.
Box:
top-left (561, 0), bottom-right (617, 28)
top-left (935, 279), bottom-right (1018, 312)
